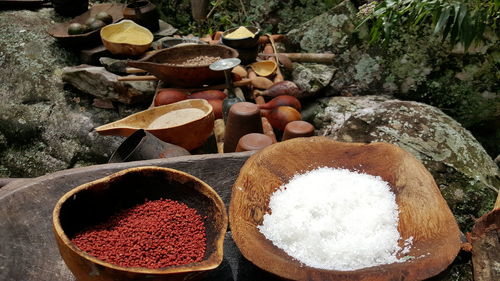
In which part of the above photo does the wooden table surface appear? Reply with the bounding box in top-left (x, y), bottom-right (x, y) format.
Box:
top-left (0, 152), bottom-right (279, 281)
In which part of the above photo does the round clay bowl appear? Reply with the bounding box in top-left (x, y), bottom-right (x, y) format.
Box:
top-left (95, 99), bottom-right (215, 151)
top-left (229, 137), bottom-right (461, 281)
top-left (100, 20), bottom-right (153, 56)
top-left (53, 166), bottom-right (227, 281)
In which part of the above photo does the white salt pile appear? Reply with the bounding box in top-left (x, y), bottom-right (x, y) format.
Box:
top-left (258, 167), bottom-right (412, 271)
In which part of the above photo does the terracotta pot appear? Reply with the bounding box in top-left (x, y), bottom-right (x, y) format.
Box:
top-left (51, 0), bottom-right (88, 17)
top-left (122, 0), bottom-right (159, 32)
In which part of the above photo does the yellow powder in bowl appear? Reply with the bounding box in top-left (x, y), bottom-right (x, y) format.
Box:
top-left (106, 25), bottom-right (152, 45)
top-left (224, 26), bottom-right (255, 39)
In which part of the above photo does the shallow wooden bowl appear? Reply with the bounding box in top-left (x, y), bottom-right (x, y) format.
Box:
top-left (100, 20), bottom-right (153, 56)
top-left (229, 137), bottom-right (461, 281)
top-left (53, 166), bottom-right (227, 281)
top-left (95, 99), bottom-right (214, 151)
top-left (127, 44), bottom-right (239, 87)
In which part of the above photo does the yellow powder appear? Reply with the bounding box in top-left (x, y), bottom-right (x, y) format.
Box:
top-left (107, 26), bottom-right (151, 45)
top-left (225, 26), bottom-right (255, 39)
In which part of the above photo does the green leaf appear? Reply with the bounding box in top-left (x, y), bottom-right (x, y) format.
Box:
top-left (457, 4), bottom-right (468, 31)
top-left (434, 6), bottom-right (451, 34)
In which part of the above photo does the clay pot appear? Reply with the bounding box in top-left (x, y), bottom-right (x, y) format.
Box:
top-left (52, 0), bottom-right (88, 17)
top-left (282, 120), bottom-right (315, 141)
top-left (236, 133), bottom-right (273, 152)
top-left (122, 0), bottom-right (159, 32)
top-left (223, 102), bottom-right (263, 153)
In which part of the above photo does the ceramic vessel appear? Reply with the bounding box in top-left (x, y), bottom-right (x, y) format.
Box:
top-left (223, 102), bottom-right (263, 153)
top-left (282, 120), bottom-right (315, 141)
top-left (123, 0), bottom-right (159, 31)
top-left (52, 0), bottom-right (88, 17)
top-left (235, 133), bottom-right (273, 152)
top-left (108, 129), bottom-right (190, 163)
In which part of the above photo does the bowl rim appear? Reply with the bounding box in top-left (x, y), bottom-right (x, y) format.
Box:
top-left (100, 19), bottom-right (154, 47)
top-left (146, 99), bottom-right (214, 131)
top-left (52, 166), bottom-right (228, 274)
top-left (221, 25), bottom-right (261, 41)
top-left (134, 44), bottom-right (239, 69)
top-left (95, 99), bottom-right (214, 132)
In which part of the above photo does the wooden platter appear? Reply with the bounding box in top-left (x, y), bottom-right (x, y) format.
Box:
top-left (47, 3), bottom-right (124, 48)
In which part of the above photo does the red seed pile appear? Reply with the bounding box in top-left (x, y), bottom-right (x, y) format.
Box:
top-left (71, 199), bottom-right (207, 269)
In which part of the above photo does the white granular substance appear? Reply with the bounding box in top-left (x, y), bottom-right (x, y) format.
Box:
top-left (258, 167), bottom-right (411, 271)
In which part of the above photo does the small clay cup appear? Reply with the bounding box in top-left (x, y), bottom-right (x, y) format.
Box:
top-left (282, 120), bottom-right (315, 141)
top-left (223, 102), bottom-right (263, 153)
top-left (235, 133), bottom-right (273, 152)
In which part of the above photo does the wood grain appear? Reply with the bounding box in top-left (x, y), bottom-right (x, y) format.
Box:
top-left (0, 152), bottom-right (264, 281)
top-left (229, 137), bottom-right (461, 281)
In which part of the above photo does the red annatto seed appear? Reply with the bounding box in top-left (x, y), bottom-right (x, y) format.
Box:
top-left (70, 199), bottom-right (207, 269)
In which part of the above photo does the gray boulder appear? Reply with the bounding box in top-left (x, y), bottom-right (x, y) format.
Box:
top-left (305, 95), bottom-right (499, 231)
top-left (0, 8), bottom-right (146, 178)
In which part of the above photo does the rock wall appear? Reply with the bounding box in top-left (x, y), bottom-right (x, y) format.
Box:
top-left (286, 0), bottom-right (499, 157)
top-left (0, 8), bottom-right (146, 177)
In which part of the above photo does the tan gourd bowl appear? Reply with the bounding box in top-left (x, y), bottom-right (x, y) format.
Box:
top-left (53, 166), bottom-right (227, 281)
top-left (95, 99), bottom-right (214, 151)
top-left (100, 20), bottom-right (153, 56)
top-left (229, 137), bottom-right (461, 281)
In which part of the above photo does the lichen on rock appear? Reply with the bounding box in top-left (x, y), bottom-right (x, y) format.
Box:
top-left (286, 0), bottom-right (357, 53)
top-left (0, 8), bottom-right (146, 178)
top-left (292, 63), bottom-right (336, 98)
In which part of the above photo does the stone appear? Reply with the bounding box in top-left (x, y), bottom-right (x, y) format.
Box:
top-left (61, 65), bottom-right (156, 104)
top-left (0, 8), bottom-right (148, 178)
top-left (291, 63), bottom-right (336, 98)
top-left (286, 0), bottom-right (358, 53)
top-left (154, 19), bottom-right (178, 37)
top-left (285, 1), bottom-right (498, 159)
top-left (307, 95), bottom-right (499, 231)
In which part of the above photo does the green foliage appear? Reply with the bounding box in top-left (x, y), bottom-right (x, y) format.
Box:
top-left (361, 0), bottom-right (500, 50)
top-left (148, 0), bottom-right (340, 35)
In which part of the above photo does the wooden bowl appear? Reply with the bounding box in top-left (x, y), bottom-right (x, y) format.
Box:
top-left (229, 137), bottom-right (461, 281)
top-left (95, 99), bottom-right (214, 151)
top-left (127, 45), bottom-right (239, 87)
top-left (100, 20), bottom-right (153, 56)
top-left (53, 166), bottom-right (227, 281)
top-left (47, 3), bottom-right (124, 48)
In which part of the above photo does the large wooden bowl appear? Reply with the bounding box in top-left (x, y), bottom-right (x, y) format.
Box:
top-left (229, 137), bottom-right (461, 281)
top-left (53, 166), bottom-right (227, 281)
top-left (95, 99), bottom-right (214, 151)
top-left (127, 45), bottom-right (239, 87)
